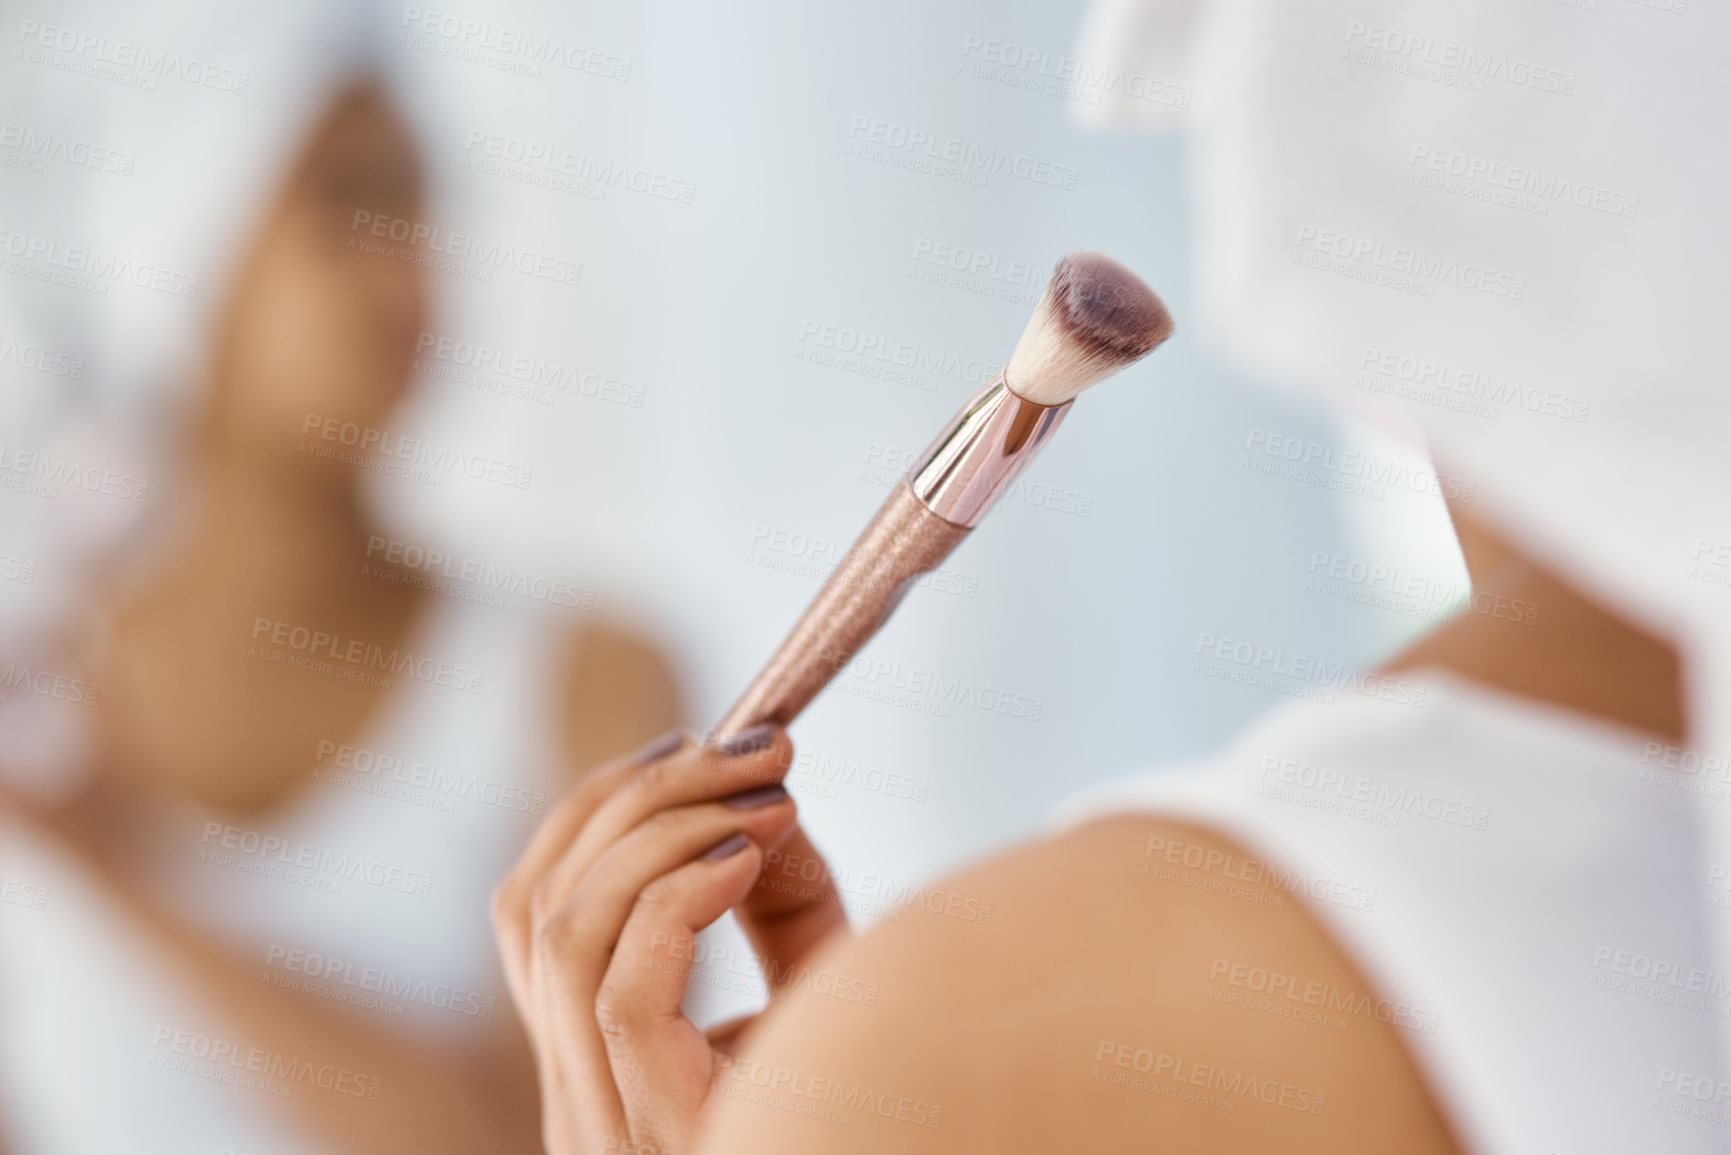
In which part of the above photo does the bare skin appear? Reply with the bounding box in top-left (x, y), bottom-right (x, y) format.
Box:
top-left (500, 494), bottom-right (1685, 1153)
top-left (1383, 506), bottom-right (1685, 742)
top-left (1, 86), bottom-right (680, 1154)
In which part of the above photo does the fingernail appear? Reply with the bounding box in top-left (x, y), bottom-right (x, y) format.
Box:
top-left (702, 833), bottom-right (751, 861)
top-left (713, 723), bottom-right (775, 757)
top-left (722, 784), bottom-right (790, 811)
top-left (626, 729), bottom-right (686, 766)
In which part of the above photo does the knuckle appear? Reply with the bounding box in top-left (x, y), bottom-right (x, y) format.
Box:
top-left (490, 878), bottom-right (526, 929)
top-left (530, 903), bottom-right (582, 959)
top-left (527, 881), bottom-right (557, 927)
top-left (636, 874), bottom-right (683, 908)
top-left (637, 756), bottom-right (681, 798)
top-left (642, 808), bottom-right (688, 840)
top-left (571, 770), bottom-right (616, 811)
top-left (593, 982), bottom-right (645, 1041)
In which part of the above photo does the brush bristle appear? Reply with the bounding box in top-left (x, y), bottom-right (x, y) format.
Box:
top-left (1004, 252), bottom-right (1173, 406)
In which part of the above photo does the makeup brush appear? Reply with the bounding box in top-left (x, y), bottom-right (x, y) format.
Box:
top-left (714, 251), bottom-right (1173, 738)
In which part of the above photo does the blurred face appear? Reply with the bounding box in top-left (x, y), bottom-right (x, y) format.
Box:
top-left (205, 84), bottom-right (429, 462)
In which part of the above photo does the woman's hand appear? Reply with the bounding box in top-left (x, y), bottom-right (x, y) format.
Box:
top-left (492, 723), bottom-right (848, 1155)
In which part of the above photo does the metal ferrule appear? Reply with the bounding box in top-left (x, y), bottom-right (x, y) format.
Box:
top-left (711, 372), bottom-right (1070, 737)
top-left (908, 372), bottom-right (1072, 528)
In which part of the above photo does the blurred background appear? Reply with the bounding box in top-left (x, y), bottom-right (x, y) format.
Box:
top-left (373, 0), bottom-right (1462, 894)
top-left (393, 0), bottom-right (1464, 946)
top-left (0, 0), bottom-right (1463, 1151)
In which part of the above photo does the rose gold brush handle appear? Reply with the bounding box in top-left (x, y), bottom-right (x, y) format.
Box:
top-left (713, 374), bottom-right (1070, 738)
top-left (713, 482), bottom-right (969, 736)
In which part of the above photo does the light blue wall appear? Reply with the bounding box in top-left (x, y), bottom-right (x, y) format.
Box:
top-left (387, 0), bottom-right (1460, 1017)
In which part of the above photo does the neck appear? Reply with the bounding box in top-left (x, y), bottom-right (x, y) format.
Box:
top-left (86, 445), bottom-right (423, 812)
top-left (1384, 507), bottom-right (1687, 743)
top-left (154, 448), bottom-right (404, 622)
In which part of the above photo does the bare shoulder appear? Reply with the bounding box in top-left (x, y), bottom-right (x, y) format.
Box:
top-left (553, 617), bottom-right (684, 778)
top-left (698, 816), bottom-right (1462, 1155)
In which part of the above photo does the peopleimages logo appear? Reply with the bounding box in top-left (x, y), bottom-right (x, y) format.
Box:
top-left (263, 944), bottom-right (496, 1019)
top-left (365, 535), bottom-right (594, 611)
top-left (0, 226), bottom-right (200, 298)
top-left (0, 874), bottom-right (49, 911)
top-left (1193, 631), bottom-right (1427, 709)
top-left (249, 615), bottom-right (485, 694)
top-left (150, 1028), bottom-right (380, 1099)
top-left (1304, 550), bottom-right (1538, 628)
top-left (1406, 145), bottom-right (1639, 220)
top-left (0, 119), bottom-right (135, 176)
top-left (0, 335), bottom-right (84, 378)
top-left (348, 211), bottom-right (583, 288)
top-left (1142, 833), bottom-right (1379, 913)
top-left (414, 332), bottom-right (644, 408)
top-left (299, 413), bottom-right (533, 490)
top-left (0, 663), bottom-right (99, 707)
top-left (744, 522), bottom-right (980, 600)
top-left (313, 739), bottom-right (546, 815)
top-left (1257, 756), bottom-right (1491, 831)
top-left (399, 8), bottom-right (632, 81)
top-left (907, 237), bottom-right (1041, 306)
top-left (845, 115), bottom-right (1080, 191)
top-left (1589, 945), bottom-right (1731, 1006)
top-left (830, 651), bottom-right (1044, 721)
top-left (1207, 957), bottom-right (1441, 1033)
top-left (199, 822), bottom-right (435, 898)
top-left (1342, 21), bottom-right (1576, 96)
top-left (860, 441), bottom-right (1094, 518)
top-left (647, 931), bottom-right (881, 1007)
top-left (789, 747), bottom-right (930, 804)
top-left (710, 1054), bottom-right (943, 1129)
top-left (796, 320), bottom-right (1000, 389)
top-left (957, 34), bottom-right (1192, 110)
top-left (15, 20), bottom-right (251, 94)
top-left (0, 441), bottom-right (150, 503)
top-left (759, 848), bottom-right (995, 926)
top-left (1092, 1039), bottom-right (1327, 1115)
top-left (1293, 225), bottom-right (1526, 301)
top-left (1655, 1068), bottom-right (1731, 1129)
top-left (1356, 346), bottom-right (1589, 423)
top-left (462, 130), bottom-right (694, 204)
top-left (1243, 428), bottom-right (1477, 504)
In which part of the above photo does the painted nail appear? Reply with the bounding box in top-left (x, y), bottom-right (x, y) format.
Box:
top-left (702, 833), bottom-right (751, 861)
top-left (713, 723), bottom-right (775, 757)
top-left (722, 784), bottom-right (790, 811)
top-left (626, 729), bottom-right (686, 767)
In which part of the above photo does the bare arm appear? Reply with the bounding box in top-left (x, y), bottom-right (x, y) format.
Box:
top-left (555, 618), bottom-right (686, 779)
top-left (697, 816), bottom-right (1463, 1155)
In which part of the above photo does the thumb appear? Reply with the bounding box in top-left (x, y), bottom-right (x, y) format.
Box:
top-left (735, 822), bottom-right (850, 994)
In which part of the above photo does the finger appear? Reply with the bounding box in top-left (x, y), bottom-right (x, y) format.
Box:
top-left (531, 725), bottom-right (791, 924)
top-left (532, 902), bottom-right (630, 1152)
top-left (547, 726), bottom-right (842, 1002)
top-left (530, 1040), bottom-right (579, 1155)
top-left (737, 823), bottom-right (851, 994)
top-left (539, 789), bottom-right (799, 983)
top-left (530, 792), bottom-right (798, 1153)
top-left (494, 728), bottom-right (688, 1012)
top-left (496, 729), bottom-right (688, 1154)
top-left (586, 834), bottom-right (769, 1153)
